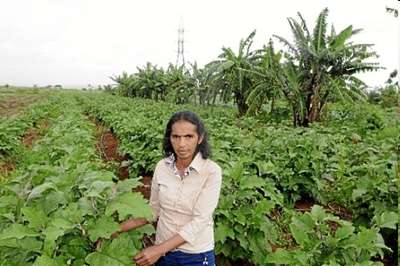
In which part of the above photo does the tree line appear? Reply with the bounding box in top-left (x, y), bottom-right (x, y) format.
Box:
top-left (105, 8), bottom-right (398, 127)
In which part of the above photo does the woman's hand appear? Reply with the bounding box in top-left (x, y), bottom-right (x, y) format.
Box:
top-left (134, 234), bottom-right (185, 265)
top-left (134, 245), bottom-right (164, 266)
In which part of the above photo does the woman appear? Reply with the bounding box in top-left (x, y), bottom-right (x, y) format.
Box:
top-left (116, 110), bottom-right (222, 266)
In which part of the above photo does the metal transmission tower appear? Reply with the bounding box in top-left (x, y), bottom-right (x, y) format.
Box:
top-left (176, 18), bottom-right (185, 67)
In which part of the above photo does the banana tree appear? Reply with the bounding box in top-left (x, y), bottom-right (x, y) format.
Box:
top-left (189, 62), bottom-right (221, 105)
top-left (274, 8), bottom-right (381, 126)
top-left (211, 30), bottom-right (257, 116)
top-left (110, 72), bottom-right (136, 97)
top-left (135, 62), bottom-right (166, 100)
top-left (245, 40), bottom-right (283, 115)
top-left (164, 64), bottom-right (194, 104)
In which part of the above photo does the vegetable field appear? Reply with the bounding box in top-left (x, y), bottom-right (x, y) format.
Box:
top-left (0, 88), bottom-right (398, 266)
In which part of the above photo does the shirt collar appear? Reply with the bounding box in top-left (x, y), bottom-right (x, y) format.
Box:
top-left (164, 152), bottom-right (206, 173)
top-left (190, 152), bottom-right (206, 173)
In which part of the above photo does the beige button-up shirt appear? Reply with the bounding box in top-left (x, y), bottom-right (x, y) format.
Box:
top-left (149, 152), bottom-right (222, 253)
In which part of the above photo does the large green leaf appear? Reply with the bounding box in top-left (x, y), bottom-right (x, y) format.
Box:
top-left (0, 224), bottom-right (40, 240)
top-left (27, 182), bottom-right (58, 200)
top-left (374, 211), bottom-right (398, 229)
top-left (105, 192), bottom-right (152, 221)
top-left (87, 216), bottom-right (120, 242)
top-left (116, 178), bottom-right (141, 193)
top-left (33, 255), bottom-right (60, 266)
top-left (85, 234), bottom-right (138, 266)
top-left (43, 226), bottom-right (65, 256)
top-left (21, 206), bottom-right (48, 229)
top-left (240, 176), bottom-right (265, 189)
top-left (330, 25), bottom-right (353, 50)
top-left (335, 222), bottom-right (354, 240)
top-left (85, 181), bottom-right (115, 199)
top-left (215, 221), bottom-right (235, 243)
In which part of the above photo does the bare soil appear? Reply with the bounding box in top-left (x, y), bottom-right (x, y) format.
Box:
top-left (93, 121), bottom-right (155, 247)
top-left (22, 128), bottom-right (40, 148)
top-left (94, 122), bottom-right (151, 199)
top-left (133, 175), bottom-right (151, 200)
top-left (294, 199), bottom-right (314, 212)
top-left (0, 119), bottom-right (48, 178)
top-left (0, 95), bottom-right (41, 117)
top-left (294, 199), bottom-right (352, 221)
top-left (0, 160), bottom-right (15, 177)
top-left (326, 202), bottom-right (352, 221)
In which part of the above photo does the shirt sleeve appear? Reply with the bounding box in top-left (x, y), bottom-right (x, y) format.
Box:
top-left (149, 162), bottom-right (161, 221)
top-left (178, 164), bottom-right (222, 245)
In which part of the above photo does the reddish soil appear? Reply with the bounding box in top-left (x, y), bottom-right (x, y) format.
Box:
top-left (0, 96), bottom-right (41, 117)
top-left (270, 242), bottom-right (281, 253)
top-left (294, 200), bottom-right (352, 221)
top-left (93, 121), bottom-right (155, 248)
top-left (0, 160), bottom-right (15, 177)
top-left (294, 199), bottom-right (314, 212)
top-left (96, 131), bottom-right (124, 162)
top-left (94, 122), bottom-right (151, 199)
top-left (294, 200), bottom-right (348, 232)
top-left (22, 120), bottom-right (49, 148)
top-left (22, 128), bottom-right (40, 148)
top-left (326, 202), bottom-right (352, 221)
top-left (95, 127), bottom-right (129, 179)
top-left (0, 120), bottom-right (48, 177)
top-left (134, 175), bottom-right (152, 200)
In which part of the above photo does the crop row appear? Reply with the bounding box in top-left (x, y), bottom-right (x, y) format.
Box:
top-left (77, 92), bottom-right (398, 265)
top-left (0, 94), bottom-right (153, 266)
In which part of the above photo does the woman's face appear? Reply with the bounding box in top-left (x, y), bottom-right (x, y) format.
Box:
top-left (170, 120), bottom-right (203, 161)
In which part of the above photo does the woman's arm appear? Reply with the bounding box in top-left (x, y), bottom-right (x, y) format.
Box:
top-left (112, 217), bottom-right (149, 238)
top-left (95, 217), bottom-right (151, 250)
top-left (121, 217), bottom-right (149, 230)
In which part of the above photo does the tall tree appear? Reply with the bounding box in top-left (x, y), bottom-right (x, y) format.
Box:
top-left (110, 72), bottom-right (136, 97)
top-left (246, 40), bottom-right (283, 115)
top-left (189, 62), bottom-right (219, 105)
top-left (273, 8), bottom-right (381, 126)
top-left (135, 62), bottom-right (165, 100)
top-left (164, 64), bottom-right (193, 104)
top-left (211, 31), bottom-right (257, 116)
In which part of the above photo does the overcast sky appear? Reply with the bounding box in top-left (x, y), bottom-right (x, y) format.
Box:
top-left (0, 0), bottom-right (398, 88)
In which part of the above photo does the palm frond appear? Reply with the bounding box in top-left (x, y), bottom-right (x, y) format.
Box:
top-left (297, 12), bottom-right (311, 40)
top-left (288, 18), bottom-right (310, 57)
top-left (351, 28), bottom-right (363, 35)
top-left (312, 7), bottom-right (329, 52)
top-left (239, 30), bottom-right (256, 58)
top-left (273, 34), bottom-right (299, 58)
top-left (329, 25), bottom-right (353, 50)
top-left (386, 6), bottom-right (399, 17)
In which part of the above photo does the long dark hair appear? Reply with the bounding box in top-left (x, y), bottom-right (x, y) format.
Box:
top-left (163, 110), bottom-right (211, 159)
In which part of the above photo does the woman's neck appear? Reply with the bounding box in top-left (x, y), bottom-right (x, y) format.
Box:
top-left (175, 158), bottom-right (191, 170)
